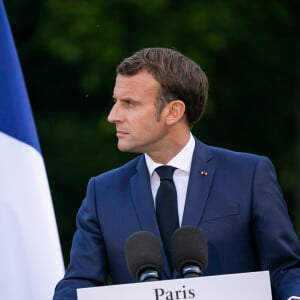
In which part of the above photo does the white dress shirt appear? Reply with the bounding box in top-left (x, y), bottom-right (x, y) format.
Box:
top-left (145, 133), bottom-right (195, 225)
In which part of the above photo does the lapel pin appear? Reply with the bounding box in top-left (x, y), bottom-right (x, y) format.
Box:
top-left (200, 170), bottom-right (208, 176)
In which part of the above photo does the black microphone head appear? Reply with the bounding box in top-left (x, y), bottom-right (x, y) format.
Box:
top-left (125, 231), bottom-right (164, 281)
top-left (171, 226), bottom-right (208, 275)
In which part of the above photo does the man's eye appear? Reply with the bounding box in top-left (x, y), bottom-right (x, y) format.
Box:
top-left (125, 101), bottom-right (134, 106)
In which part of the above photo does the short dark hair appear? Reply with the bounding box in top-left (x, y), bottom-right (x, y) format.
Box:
top-left (116, 47), bottom-right (209, 126)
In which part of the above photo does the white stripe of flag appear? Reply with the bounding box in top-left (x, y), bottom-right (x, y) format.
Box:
top-left (0, 1), bottom-right (65, 299)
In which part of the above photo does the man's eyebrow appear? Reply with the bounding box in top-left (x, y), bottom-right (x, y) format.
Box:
top-left (112, 96), bottom-right (138, 102)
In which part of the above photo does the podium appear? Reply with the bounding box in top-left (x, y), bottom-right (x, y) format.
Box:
top-left (77, 271), bottom-right (272, 300)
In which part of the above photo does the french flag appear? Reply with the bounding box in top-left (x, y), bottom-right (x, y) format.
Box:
top-left (0, 1), bottom-right (64, 299)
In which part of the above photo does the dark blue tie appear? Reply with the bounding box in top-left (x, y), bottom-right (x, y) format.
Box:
top-left (155, 166), bottom-right (179, 265)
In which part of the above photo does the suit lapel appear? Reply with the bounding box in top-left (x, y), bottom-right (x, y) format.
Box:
top-left (130, 156), bottom-right (159, 234)
top-left (182, 139), bottom-right (215, 227)
top-left (130, 155), bottom-right (173, 278)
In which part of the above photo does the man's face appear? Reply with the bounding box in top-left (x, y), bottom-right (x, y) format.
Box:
top-left (108, 70), bottom-right (169, 155)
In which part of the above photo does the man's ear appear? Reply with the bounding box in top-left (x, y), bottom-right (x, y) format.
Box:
top-left (165, 100), bottom-right (186, 125)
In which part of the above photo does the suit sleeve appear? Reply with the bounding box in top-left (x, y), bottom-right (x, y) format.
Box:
top-left (252, 156), bottom-right (300, 300)
top-left (53, 177), bottom-right (107, 300)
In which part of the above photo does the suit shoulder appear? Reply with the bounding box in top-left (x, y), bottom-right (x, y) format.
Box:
top-left (207, 144), bottom-right (272, 168)
top-left (209, 145), bottom-right (260, 159)
top-left (202, 144), bottom-right (278, 184)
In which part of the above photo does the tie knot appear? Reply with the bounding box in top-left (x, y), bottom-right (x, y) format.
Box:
top-left (156, 166), bottom-right (176, 181)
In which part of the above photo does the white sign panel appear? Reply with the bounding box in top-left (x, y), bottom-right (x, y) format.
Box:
top-left (77, 271), bottom-right (272, 300)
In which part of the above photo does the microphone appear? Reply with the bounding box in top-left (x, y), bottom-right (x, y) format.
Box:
top-left (171, 226), bottom-right (208, 278)
top-left (125, 231), bottom-right (164, 282)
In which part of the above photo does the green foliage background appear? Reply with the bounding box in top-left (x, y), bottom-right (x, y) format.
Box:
top-left (4, 0), bottom-right (300, 265)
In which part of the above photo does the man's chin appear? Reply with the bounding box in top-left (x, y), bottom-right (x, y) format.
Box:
top-left (117, 142), bottom-right (140, 153)
top-left (117, 142), bottom-right (131, 152)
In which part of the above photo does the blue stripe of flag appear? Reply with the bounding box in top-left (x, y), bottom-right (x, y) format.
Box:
top-left (0, 0), bottom-right (40, 153)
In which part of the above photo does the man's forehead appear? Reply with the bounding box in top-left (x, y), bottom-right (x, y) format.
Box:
top-left (113, 71), bottom-right (160, 97)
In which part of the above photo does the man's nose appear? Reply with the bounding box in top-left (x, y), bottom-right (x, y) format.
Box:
top-left (107, 101), bottom-right (121, 123)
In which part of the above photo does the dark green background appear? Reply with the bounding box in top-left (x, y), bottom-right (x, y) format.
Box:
top-left (5, 0), bottom-right (300, 266)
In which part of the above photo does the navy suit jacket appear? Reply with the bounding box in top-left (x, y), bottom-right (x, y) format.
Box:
top-left (54, 138), bottom-right (300, 300)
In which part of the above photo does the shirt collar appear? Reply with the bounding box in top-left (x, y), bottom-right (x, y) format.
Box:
top-left (145, 133), bottom-right (195, 177)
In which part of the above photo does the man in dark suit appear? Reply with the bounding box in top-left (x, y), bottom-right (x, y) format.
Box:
top-left (53, 48), bottom-right (300, 300)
